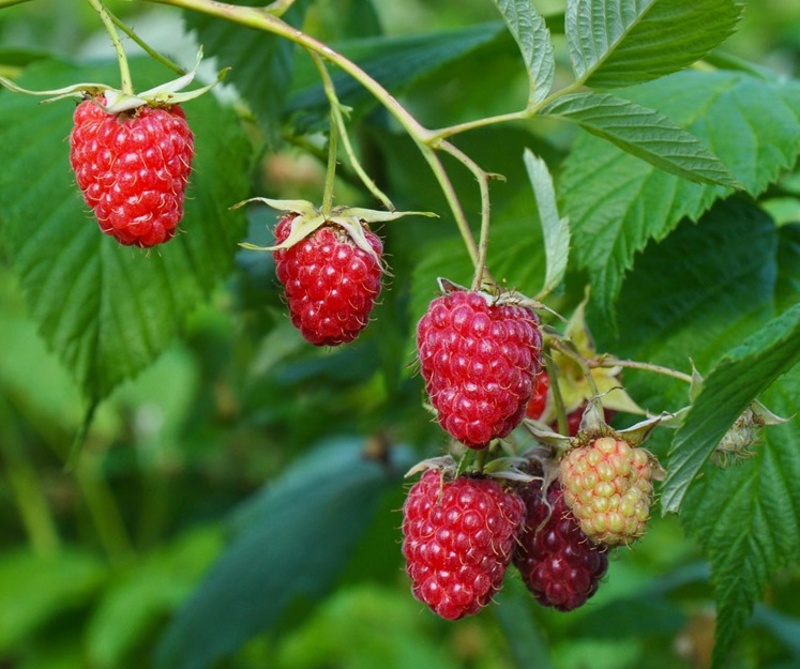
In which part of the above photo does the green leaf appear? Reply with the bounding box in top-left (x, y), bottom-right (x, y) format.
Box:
top-left (154, 438), bottom-right (413, 669)
top-left (87, 527), bottom-right (223, 669)
top-left (0, 59), bottom-right (252, 403)
top-left (600, 198), bottom-right (780, 375)
top-left (523, 149), bottom-right (569, 298)
top-left (286, 22), bottom-right (507, 133)
top-left (0, 549), bottom-right (106, 651)
top-left (565, 0), bottom-right (744, 88)
top-left (541, 92), bottom-right (739, 187)
top-left (492, 0), bottom-right (555, 104)
top-left (680, 369), bottom-right (800, 667)
top-left (561, 69), bottom-right (800, 324)
top-left (183, 0), bottom-right (310, 144)
top-left (277, 585), bottom-right (463, 669)
top-left (661, 302), bottom-right (800, 514)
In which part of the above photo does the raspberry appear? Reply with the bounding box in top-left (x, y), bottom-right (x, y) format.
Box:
top-left (559, 436), bottom-right (653, 546)
top-left (401, 469), bottom-right (525, 620)
top-left (513, 480), bottom-right (608, 611)
top-left (416, 290), bottom-right (542, 448)
top-left (525, 368), bottom-right (550, 420)
top-left (69, 95), bottom-right (194, 247)
top-left (273, 216), bottom-right (383, 346)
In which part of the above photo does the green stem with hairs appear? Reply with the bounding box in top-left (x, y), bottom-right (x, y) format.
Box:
top-left (146, 0), bottom-right (483, 268)
top-left (86, 0), bottom-right (134, 95)
top-left (309, 52), bottom-right (394, 211)
top-left (108, 9), bottom-right (186, 76)
top-left (594, 356), bottom-right (694, 384)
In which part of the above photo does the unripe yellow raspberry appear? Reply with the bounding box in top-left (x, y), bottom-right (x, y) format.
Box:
top-left (559, 436), bottom-right (653, 546)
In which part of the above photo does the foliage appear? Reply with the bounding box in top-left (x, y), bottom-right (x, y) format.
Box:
top-left (0, 0), bottom-right (798, 668)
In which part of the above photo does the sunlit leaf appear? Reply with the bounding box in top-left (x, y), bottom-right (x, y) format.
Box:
top-left (566, 0), bottom-right (743, 88)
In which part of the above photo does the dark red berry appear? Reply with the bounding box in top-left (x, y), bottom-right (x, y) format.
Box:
top-left (416, 289), bottom-right (542, 448)
top-left (513, 480), bottom-right (608, 612)
top-left (402, 469), bottom-right (525, 620)
top-left (69, 95), bottom-right (194, 247)
top-left (273, 216), bottom-right (383, 346)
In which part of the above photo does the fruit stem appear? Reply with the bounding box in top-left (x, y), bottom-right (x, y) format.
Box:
top-left (593, 356), bottom-right (693, 384)
top-left (309, 51), bottom-right (394, 211)
top-left (146, 0), bottom-right (482, 268)
top-left (108, 9), bottom-right (187, 76)
top-left (543, 350), bottom-right (570, 436)
top-left (86, 0), bottom-right (134, 95)
top-left (440, 141), bottom-right (496, 289)
top-left (550, 336), bottom-right (602, 398)
top-left (321, 101), bottom-right (339, 217)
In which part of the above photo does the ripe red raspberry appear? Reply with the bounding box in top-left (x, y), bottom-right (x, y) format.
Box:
top-left (402, 469), bottom-right (525, 620)
top-left (559, 436), bottom-right (654, 546)
top-left (69, 95), bottom-right (194, 247)
top-left (273, 215), bottom-right (383, 346)
top-left (416, 290), bottom-right (542, 448)
top-left (513, 480), bottom-right (608, 612)
top-left (525, 368), bottom-right (550, 420)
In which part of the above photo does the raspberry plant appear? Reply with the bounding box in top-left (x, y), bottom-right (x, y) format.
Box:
top-left (0, 1), bottom-right (798, 668)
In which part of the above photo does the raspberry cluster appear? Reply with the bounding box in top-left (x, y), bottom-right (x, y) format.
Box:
top-left (273, 216), bottom-right (384, 346)
top-left (559, 436), bottom-right (653, 546)
top-left (402, 469), bottom-right (525, 620)
top-left (416, 290), bottom-right (542, 448)
top-left (69, 95), bottom-right (194, 248)
top-left (513, 480), bottom-right (608, 611)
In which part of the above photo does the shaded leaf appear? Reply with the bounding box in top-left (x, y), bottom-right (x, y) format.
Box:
top-left (595, 199), bottom-right (781, 412)
top-left (155, 438), bottom-right (412, 669)
top-left (561, 69), bottom-right (800, 324)
top-left (661, 302), bottom-right (800, 514)
top-left (680, 369), bottom-right (800, 667)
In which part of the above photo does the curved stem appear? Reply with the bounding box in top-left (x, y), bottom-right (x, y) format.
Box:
top-left (86, 0), bottom-right (134, 95)
top-left (439, 141), bottom-right (495, 289)
top-left (429, 109), bottom-right (532, 143)
top-left (147, 0), bottom-right (431, 141)
top-left (550, 336), bottom-right (601, 398)
top-left (594, 356), bottom-right (694, 384)
top-left (109, 10), bottom-right (186, 76)
top-left (418, 145), bottom-right (480, 268)
top-left (309, 51), bottom-right (394, 210)
top-left (543, 350), bottom-right (568, 436)
top-left (145, 0), bottom-right (483, 268)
